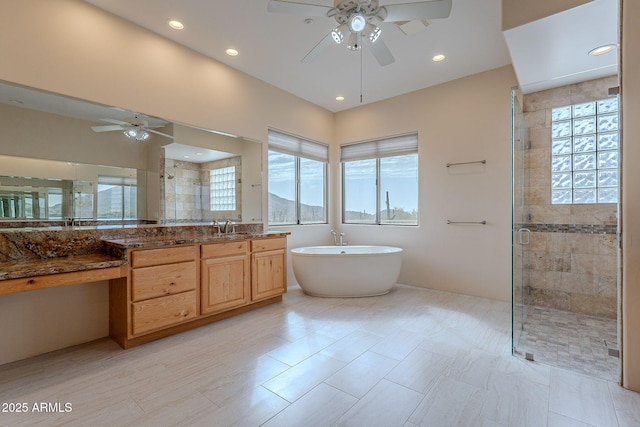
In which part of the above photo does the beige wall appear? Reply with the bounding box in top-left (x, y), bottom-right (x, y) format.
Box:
top-left (332, 65), bottom-right (517, 301)
top-left (621, 0), bottom-right (640, 392)
top-left (0, 103), bottom-right (148, 170)
top-left (502, 0), bottom-right (592, 30)
top-left (0, 0), bottom-right (334, 148)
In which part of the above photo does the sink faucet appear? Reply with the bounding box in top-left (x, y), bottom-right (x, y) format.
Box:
top-left (331, 230), bottom-right (337, 245)
top-left (339, 232), bottom-right (347, 246)
top-left (222, 220), bottom-right (231, 234)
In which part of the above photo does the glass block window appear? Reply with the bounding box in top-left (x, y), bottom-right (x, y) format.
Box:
top-left (210, 166), bottom-right (236, 211)
top-left (551, 97), bottom-right (619, 204)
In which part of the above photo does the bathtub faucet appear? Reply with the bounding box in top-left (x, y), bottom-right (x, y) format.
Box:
top-left (339, 232), bottom-right (347, 246)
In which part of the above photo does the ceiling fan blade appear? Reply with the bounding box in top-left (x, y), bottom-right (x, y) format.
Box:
top-left (91, 125), bottom-right (123, 132)
top-left (100, 118), bottom-right (129, 126)
top-left (267, 0), bottom-right (334, 17)
top-left (301, 31), bottom-right (335, 63)
top-left (368, 38), bottom-right (395, 66)
top-left (381, 0), bottom-right (452, 22)
top-left (146, 129), bottom-right (174, 139)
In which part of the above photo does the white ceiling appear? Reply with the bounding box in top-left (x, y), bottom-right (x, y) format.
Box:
top-left (84, 0), bottom-right (513, 112)
top-left (504, 0), bottom-right (618, 94)
top-left (164, 143), bottom-right (237, 163)
top-left (0, 1), bottom-right (619, 125)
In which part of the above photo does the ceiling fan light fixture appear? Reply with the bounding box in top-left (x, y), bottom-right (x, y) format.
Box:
top-left (137, 130), bottom-right (150, 141)
top-left (347, 32), bottom-right (361, 51)
top-left (124, 128), bottom-right (150, 141)
top-left (348, 14), bottom-right (367, 33)
top-left (331, 24), bottom-right (347, 44)
top-left (365, 23), bottom-right (381, 43)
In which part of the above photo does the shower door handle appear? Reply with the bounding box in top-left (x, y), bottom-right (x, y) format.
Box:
top-left (517, 228), bottom-right (531, 245)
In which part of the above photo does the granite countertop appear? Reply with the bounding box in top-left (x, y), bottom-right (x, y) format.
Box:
top-left (102, 231), bottom-right (290, 250)
top-left (0, 225), bottom-right (287, 284)
top-left (0, 253), bottom-right (127, 281)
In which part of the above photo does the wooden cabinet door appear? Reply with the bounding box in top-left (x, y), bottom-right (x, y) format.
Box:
top-left (251, 249), bottom-right (286, 301)
top-left (201, 254), bottom-right (250, 315)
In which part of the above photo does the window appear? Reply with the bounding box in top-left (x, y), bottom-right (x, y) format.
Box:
top-left (268, 129), bottom-right (328, 225)
top-left (342, 133), bottom-right (418, 225)
top-left (551, 97), bottom-right (619, 204)
top-left (97, 176), bottom-right (137, 220)
top-left (210, 166), bottom-right (236, 211)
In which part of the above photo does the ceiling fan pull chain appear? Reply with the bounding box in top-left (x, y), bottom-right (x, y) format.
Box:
top-left (360, 40), bottom-right (363, 104)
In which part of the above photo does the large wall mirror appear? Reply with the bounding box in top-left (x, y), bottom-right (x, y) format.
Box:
top-left (0, 81), bottom-right (263, 226)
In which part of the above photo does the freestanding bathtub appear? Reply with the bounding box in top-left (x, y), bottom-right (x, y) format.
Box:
top-left (291, 245), bottom-right (402, 297)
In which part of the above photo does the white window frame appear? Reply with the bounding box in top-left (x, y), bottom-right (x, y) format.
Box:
top-left (341, 133), bottom-right (419, 225)
top-left (268, 129), bottom-right (329, 226)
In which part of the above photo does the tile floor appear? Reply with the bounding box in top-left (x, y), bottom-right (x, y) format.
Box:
top-left (515, 306), bottom-right (619, 381)
top-left (0, 284), bottom-right (638, 426)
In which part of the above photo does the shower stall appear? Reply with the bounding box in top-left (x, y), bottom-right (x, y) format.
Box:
top-left (511, 77), bottom-right (620, 381)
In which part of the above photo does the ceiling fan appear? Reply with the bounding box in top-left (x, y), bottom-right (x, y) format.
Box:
top-left (91, 115), bottom-right (173, 141)
top-left (267, 0), bottom-right (453, 66)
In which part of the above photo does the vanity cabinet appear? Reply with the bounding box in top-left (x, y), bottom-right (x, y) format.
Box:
top-left (251, 237), bottom-right (287, 301)
top-left (200, 241), bottom-right (250, 315)
top-left (109, 236), bottom-right (287, 349)
top-left (129, 246), bottom-right (198, 335)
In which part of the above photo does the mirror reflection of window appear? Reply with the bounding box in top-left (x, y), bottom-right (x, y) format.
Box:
top-left (97, 176), bottom-right (137, 220)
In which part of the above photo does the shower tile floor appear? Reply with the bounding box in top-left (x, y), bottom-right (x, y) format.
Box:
top-left (516, 306), bottom-right (619, 381)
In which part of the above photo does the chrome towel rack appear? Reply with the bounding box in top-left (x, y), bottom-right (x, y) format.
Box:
top-left (446, 160), bottom-right (486, 168)
top-left (447, 220), bottom-right (487, 225)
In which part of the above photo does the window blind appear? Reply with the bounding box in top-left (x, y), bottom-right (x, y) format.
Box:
top-left (268, 129), bottom-right (329, 162)
top-left (340, 133), bottom-right (418, 162)
top-left (98, 176), bottom-right (136, 186)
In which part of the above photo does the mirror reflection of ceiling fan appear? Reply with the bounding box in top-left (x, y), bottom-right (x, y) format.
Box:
top-left (268, 0), bottom-right (453, 66)
top-left (91, 115), bottom-right (174, 141)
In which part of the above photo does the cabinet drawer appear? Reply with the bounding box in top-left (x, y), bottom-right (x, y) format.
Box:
top-left (131, 246), bottom-right (197, 268)
top-left (131, 261), bottom-right (196, 301)
top-left (131, 290), bottom-right (196, 335)
top-left (201, 240), bottom-right (247, 259)
top-left (251, 237), bottom-right (286, 253)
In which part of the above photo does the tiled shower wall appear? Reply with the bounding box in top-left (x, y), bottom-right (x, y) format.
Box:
top-left (521, 76), bottom-right (618, 319)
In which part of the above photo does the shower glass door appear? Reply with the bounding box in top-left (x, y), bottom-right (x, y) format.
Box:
top-left (512, 87), bottom-right (528, 353)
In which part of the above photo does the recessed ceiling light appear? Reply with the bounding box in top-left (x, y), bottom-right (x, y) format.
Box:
top-left (168, 20), bottom-right (184, 30)
top-left (9, 99), bottom-right (23, 105)
top-left (183, 155), bottom-right (190, 159)
top-left (196, 152), bottom-right (203, 156)
top-left (336, 96), bottom-right (345, 101)
top-left (226, 48), bottom-right (239, 57)
top-left (304, 18), bottom-right (314, 25)
top-left (432, 54), bottom-right (446, 62)
top-left (589, 44), bottom-right (616, 56)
